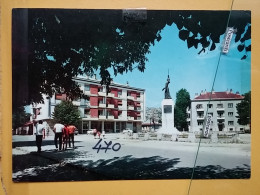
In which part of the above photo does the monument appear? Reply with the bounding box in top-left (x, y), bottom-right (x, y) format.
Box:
top-left (158, 74), bottom-right (179, 135)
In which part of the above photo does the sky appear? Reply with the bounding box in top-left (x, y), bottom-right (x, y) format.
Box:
top-left (107, 23), bottom-right (251, 107)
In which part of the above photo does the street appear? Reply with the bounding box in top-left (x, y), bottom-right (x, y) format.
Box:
top-left (12, 133), bottom-right (251, 181)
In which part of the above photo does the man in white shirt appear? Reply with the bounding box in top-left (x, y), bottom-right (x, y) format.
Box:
top-left (36, 120), bottom-right (45, 153)
top-left (53, 123), bottom-right (65, 151)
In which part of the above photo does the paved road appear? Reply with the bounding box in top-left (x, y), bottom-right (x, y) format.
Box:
top-left (12, 134), bottom-right (251, 181)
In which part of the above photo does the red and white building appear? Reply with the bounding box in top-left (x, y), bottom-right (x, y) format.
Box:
top-left (187, 90), bottom-right (248, 132)
top-left (32, 76), bottom-right (146, 133)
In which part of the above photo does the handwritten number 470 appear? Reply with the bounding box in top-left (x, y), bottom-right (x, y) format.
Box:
top-left (92, 139), bottom-right (121, 153)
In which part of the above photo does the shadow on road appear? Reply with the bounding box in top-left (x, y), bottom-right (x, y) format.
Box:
top-left (12, 140), bottom-right (81, 148)
top-left (12, 152), bottom-right (250, 182)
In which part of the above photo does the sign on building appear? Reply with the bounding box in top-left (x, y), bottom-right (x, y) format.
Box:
top-left (203, 114), bottom-right (212, 137)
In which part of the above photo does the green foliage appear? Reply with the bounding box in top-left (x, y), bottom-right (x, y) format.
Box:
top-left (236, 91), bottom-right (251, 126)
top-left (52, 101), bottom-right (81, 125)
top-left (174, 89), bottom-right (191, 131)
top-left (12, 9), bottom-right (251, 110)
top-left (12, 106), bottom-right (31, 129)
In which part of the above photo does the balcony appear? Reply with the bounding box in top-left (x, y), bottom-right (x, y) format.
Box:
top-left (136, 106), bottom-right (142, 111)
top-left (196, 108), bottom-right (204, 112)
top-left (217, 115), bottom-right (225, 120)
top-left (197, 115), bottom-right (204, 120)
top-left (107, 93), bottom-right (115, 98)
top-left (84, 114), bottom-right (91, 118)
top-left (127, 116), bottom-right (134, 120)
top-left (99, 115), bottom-right (106, 119)
top-left (107, 116), bottom-right (114, 120)
top-left (98, 91), bottom-right (106, 96)
top-left (186, 118), bottom-right (191, 122)
top-left (107, 104), bottom-right (115, 109)
top-left (217, 107), bottom-right (225, 111)
top-left (128, 106), bottom-right (134, 110)
top-left (99, 103), bottom-right (106, 108)
top-left (72, 101), bottom-right (80, 106)
top-left (135, 117), bottom-right (142, 121)
top-left (127, 96), bottom-right (134, 100)
top-left (84, 91), bottom-right (91, 96)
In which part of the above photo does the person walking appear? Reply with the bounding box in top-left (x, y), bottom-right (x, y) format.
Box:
top-left (53, 123), bottom-right (65, 151)
top-left (67, 125), bottom-right (77, 148)
top-left (35, 120), bottom-right (45, 153)
top-left (62, 125), bottom-right (69, 150)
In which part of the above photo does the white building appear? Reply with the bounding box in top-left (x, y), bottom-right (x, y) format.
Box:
top-left (187, 90), bottom-right (247, 133)
top-left (30, 76), bottom-right (146, 134)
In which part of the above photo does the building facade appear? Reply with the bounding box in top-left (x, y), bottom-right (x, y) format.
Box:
top-left (187, 90), bottom-right (246, 132)
top-left (32, 77), bottom-right (145, 133)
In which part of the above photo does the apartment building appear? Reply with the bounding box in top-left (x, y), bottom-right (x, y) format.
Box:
top-left (187, 90), bottom-right (246, 132)
top-left (33, 76), bottom-right (146, 133)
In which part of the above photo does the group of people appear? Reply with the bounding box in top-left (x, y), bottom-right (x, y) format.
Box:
top-left (53, 123), bottom-right (77, 151)
top-left (35, 120), bottom-right (77, 153)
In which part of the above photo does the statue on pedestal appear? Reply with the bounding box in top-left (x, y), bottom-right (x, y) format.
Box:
top-left (162, 74), bottom-right (171, 99)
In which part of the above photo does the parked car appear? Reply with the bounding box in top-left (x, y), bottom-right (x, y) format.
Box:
top-left (75, 129), bottom-right (79, 135)
top-left (87, 129), bottom-right (95, 135)
top-left (122, 128), bottom-right (133, 135)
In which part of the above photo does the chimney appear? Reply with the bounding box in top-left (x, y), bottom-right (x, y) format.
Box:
top-left (226, 88), bottom-right (229, 94)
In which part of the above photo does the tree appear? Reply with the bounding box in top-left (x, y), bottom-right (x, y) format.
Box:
top-left (12, 9), bottom-right (251, 111)
top-left (236, 91), bottom-right (251, 127)
top-left (52, 101), bottom-right (81, 125)
top-left (174, 89), bottom-right (190, 131)
top-left (12, 106), bottom-right (31, 130)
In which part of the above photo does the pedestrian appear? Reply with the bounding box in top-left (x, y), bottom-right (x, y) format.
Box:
top-left (62, 125), bottom-right (69, 150)
top-left (53, 123), bottom-right (65, 151)
top-left (93, 128), bottom-right (97, 139)
top-left (67, 125), bottom-right (77, 148)
top-left (97, 130), bottom-right (101, 139)
top-left (35, 120), bottom-right (45, 153)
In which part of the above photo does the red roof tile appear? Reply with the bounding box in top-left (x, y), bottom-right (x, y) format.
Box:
top-left (194, 91), bottom-right (244, 100)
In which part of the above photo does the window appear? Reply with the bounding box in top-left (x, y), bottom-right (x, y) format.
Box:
top-left (229, 128), bottom-right (233, 131)
top-left (198, 121), bottom-right (203, 126)
top-left (196, 104), bottom-right (203, 109)
top-left (98, 110), bottom-right (105, 116)
top-left (208, 112), bottom-right (213, 117)
top-left (228, 112), bottom-right (233, 116)
top-left (228, 121), bottom-right (234, 125)
top-left (84, 109), bottom-right (90, 115)
top-left (84, 84), bottom-right (90, 91)
top-left (197, 113), bottom-right (204, 118)
top-left (217, 104), bottom-right (223, 108)
top-left (228, 103), bottom-right (233, 108)
top-left (207, 104), bottom-right (213, 108)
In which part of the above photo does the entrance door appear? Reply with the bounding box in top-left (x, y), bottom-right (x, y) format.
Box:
top-left (218, 123), bottom-right (224, 131)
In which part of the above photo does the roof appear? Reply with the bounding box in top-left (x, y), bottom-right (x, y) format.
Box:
top-left (74, 76), bottom-right (145, 92)
top-left (193, 91), bottom-right (244, 101)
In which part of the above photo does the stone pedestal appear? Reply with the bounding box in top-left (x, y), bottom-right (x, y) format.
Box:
top-left (158, 99), bottom-right (179, 134)
top-left (161, 99), bottom-right (174, 130)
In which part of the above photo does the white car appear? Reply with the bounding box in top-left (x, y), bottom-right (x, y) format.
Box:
top-left (87, 129), bottom-right (95, 135)
top-left (122, 129), bottom-right (133, 135)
